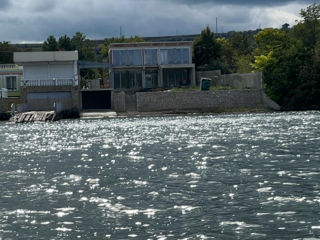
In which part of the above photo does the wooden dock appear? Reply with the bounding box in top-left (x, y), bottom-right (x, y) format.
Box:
top-left (9, 111), bottom-right (56, 123)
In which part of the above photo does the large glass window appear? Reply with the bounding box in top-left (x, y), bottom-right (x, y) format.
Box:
top-left (160, 48), bottom-right (190, 65)
top-left (145, 70), bottom-right (158, 88)
top-left (112, 50), bottom-right (142, 66)
top-left (113, 71), bottom-right (142, 89)
top-left (5, 76), bottom-right (18, 91)
top-left (144, 49), bottom-right (158, 65)
top-left (163, 69), bottom-right (190, 88)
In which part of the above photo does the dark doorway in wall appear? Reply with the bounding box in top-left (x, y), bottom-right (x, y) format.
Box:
top-left (82, 90), bottom-right (111, 109)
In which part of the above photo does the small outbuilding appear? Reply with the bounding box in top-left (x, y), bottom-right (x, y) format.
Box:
top-left (13, 51), bottom-right (80, 112)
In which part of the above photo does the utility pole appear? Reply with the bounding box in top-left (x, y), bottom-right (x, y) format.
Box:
top-left (120, 26), bottom-right (122, 37)
top-left (216, 17), bottom-right (218, 34)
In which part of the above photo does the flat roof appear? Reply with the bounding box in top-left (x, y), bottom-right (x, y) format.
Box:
top-left (109, 41), bottom-right (192, 49)
top-left (14, 51), bottom-right (78, 63)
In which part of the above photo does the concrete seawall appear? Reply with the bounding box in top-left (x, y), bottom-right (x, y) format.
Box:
top-left (136, 90), bottom-right (278, 112)
top-left (113, 89), bottom-right (280, 113)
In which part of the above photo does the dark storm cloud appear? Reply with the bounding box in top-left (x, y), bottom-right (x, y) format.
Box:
top-left (0, 0), bottom-right (315, 42)
top-left (0, 0), bottom-right (10, 10)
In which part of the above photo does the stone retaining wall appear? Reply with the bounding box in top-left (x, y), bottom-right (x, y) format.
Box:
top-left (136, 90), bottom-right (268, 112)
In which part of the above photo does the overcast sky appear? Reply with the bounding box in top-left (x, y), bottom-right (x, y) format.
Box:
top-left (0, 0), bottom-right (317, 43)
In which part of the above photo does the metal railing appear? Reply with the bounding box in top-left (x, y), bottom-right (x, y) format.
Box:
top-left (21, 78), bottom-right (77, 87)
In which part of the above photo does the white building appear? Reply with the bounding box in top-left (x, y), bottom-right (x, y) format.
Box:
top-left (13, 51), bottom-right (80, 112)
top-left (14, 51), bottom-right (79, 87)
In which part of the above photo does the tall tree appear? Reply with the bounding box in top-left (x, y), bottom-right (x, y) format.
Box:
top-left (300, 3), bottom-right (320, 51)
top-left (193, 26), bottom-right (221, 67)
top-left (71, 32), bottom-right (95, 61)
top-left (0, 42), bottom-right (19, 63)
top-left (42, 35), bottom-right (58, 51)
top-left (58, 35), bottom-right (72, 51)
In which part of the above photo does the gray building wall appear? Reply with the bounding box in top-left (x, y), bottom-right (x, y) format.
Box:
top-left (20, 86), bottom-right (79, 112)
top-left (197, 71), bottom-right (263, 89)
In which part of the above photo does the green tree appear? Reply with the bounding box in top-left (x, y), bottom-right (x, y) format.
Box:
top-left (193, 26), bottom-right (221, 67)
top-left (42, 35), bottom-right (58, 51)
top-left (216, 38), bottom-right (236, 73)
top-left (71, 32), bottom-right (95, 61)
top-left (230, 32), bottom-right (254, 56)
top-left (300, 3), bottom-right (320, 50)
top-left (58, 35), bottom-right (72, 51)
top-left (235, 54), bottom-right (254, 73)
top-left (0, 41), bottom-right (19, 63)
top-left (252, 28), bottom-right (299, 104)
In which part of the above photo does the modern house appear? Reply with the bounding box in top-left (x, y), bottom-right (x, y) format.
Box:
top-left (13, 51), bottom-right (80, 112)
top-left (0, 64), bottom-right (23, 98)
top-left (109, 42), bottom-right (196, 90)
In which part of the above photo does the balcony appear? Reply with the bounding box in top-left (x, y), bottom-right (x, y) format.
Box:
top-left (21, 78), bottom-right (78, 87)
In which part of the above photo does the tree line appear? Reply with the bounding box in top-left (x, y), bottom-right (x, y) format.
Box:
top-left (193, 3), bottom-right (320, 110)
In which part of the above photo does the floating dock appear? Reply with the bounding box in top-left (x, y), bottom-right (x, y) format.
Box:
top-left (9, 111), bottom-right (56, 123)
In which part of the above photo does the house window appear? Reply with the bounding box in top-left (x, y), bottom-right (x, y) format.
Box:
top-left (113, 50), bottom-right (142, 66)
top-left (163, 69), bottom-right (190, 88)
top-left (145, 70), bottom-right (158, 88)
top-left (5, 76), bottom-right (18, 91)
top-left (114, 71), bottom-right (142, 89)
top-left (160, 48), bottom-right (190, 65)
top-left (144, 49), bottom-right (158, 65)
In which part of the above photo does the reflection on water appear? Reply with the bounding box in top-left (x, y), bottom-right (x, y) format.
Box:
top-left (1, 111), bottom-right (320, 239)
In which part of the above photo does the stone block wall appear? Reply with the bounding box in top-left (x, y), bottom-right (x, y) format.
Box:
top-left (136, 90), bottom-right (266, 112)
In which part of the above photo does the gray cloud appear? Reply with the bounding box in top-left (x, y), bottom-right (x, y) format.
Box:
top-left (0, 0), bottom-right (10, 10)
top-left (0, 0), bottom-right (315, 43)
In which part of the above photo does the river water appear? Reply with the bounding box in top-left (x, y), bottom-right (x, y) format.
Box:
top-left (0, 111), bottom-right (320, 239)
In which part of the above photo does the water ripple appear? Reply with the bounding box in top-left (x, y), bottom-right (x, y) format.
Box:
top-left (0, 111), bottom-right (320, 239)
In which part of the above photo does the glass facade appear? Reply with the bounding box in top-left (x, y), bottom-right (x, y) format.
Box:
top-left (114, 71), bottom-right (142, 89)
top-left (163, 69), bottom-right (190, 88)
top-left (160, 48), bottom-right (190, 65)
top-left (144, 49), bottom-right (158, 65)
top-left (111, 45), bottom-right (193, 89)
top-left (113, 50), bottom-right (142, 66)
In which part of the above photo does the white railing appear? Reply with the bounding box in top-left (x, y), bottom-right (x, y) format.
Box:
top-left (21, 78), bottom-right (77, 87)
top-left (0, 64), bottom-right (17, 70)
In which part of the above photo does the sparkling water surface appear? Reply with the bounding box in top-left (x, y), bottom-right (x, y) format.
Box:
top-left (0, 111), bottom-right (320, 239)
